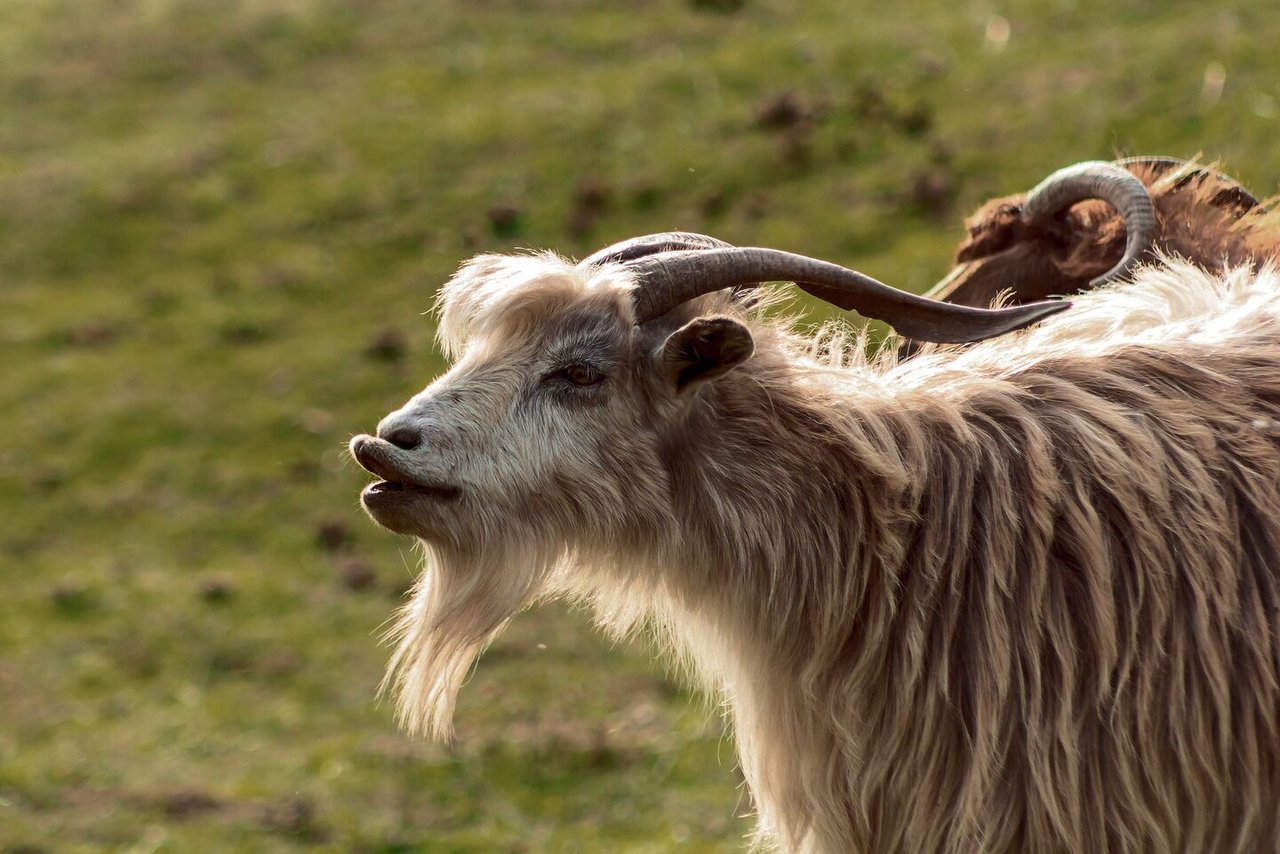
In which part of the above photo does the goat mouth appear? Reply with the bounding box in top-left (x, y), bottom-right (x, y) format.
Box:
top-left (363, 479), bottom-right (461, 502)
top-left (350, 435), bottom-right (461, 503)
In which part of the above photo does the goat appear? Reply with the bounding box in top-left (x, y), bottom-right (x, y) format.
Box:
top-left (927, 156), bottom-right (1277, 308)
top-left (350, 232), bottom-right (1280, 852)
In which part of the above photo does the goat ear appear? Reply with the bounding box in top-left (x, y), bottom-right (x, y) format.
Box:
top-left (657, 315), bottom-right (754, 392)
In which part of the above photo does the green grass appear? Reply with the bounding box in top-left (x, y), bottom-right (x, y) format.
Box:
top-left (1, 0), bottom-right (1277, 849)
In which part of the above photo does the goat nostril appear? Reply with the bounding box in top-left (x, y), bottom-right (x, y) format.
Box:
top-left (383, 426), bottom-right (422, 451)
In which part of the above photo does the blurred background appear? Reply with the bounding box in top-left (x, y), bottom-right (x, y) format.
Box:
top-left (2, 0), bottom-right (1278, 850)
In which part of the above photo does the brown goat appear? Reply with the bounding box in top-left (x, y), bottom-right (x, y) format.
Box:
top-left (929, 158), bottom-right (1279, 308)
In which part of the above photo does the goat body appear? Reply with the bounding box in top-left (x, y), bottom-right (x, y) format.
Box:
top-left (353, 252), bottom-right (1280, 852)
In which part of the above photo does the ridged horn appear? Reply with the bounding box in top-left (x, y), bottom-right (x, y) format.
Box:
top-left (627, 247), bottom-right (1070, 343)
top-left (1021, 161), bottom-right (1157, 287)
top-left (1116, 155), bottom-right (1261, 213)
top-left (579, 232), bottom-right (734, 268)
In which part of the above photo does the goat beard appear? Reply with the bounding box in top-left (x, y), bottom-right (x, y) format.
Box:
top-left (381, 530), bottom-right (564, 740)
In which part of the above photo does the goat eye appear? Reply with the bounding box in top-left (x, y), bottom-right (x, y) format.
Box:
top-left (560, 364), bottom-right (603, 386)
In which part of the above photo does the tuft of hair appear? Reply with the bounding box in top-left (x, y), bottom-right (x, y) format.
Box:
top-left (434, 251), bottom-right (639, 358)
top-left (381, 536), bottom-right (564, 739)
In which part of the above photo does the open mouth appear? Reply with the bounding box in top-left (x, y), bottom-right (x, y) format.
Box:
top-left (363, 479), bottom-right (461, 502)
top-left (350, 435), bottom-right (462, 504)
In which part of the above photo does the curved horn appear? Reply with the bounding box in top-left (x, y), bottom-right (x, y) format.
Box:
top-left (628, 247), bottom-right (1069, 343)
top-left (579, 232), bottom-right (734, 268)
top-left (1116, 155), bottom-right (1261, 213)
top-left (1021, 161), bottom-right (1157, 288)
top-left (1116, 155), bottom-right (1198, 183)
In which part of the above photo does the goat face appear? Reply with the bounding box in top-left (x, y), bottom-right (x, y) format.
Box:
top-left (349, 254), bottom-right (756, 741)
top-left (349, 252), bottom-right (754, 551)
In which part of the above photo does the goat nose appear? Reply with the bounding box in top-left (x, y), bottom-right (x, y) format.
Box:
top-left (380, 425), bottom-right (422, 451)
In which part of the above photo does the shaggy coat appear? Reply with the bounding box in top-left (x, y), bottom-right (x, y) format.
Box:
top-left (354, 252), bottom-right (1280, 853)
top-left (932, 160), bottom-right (1279, 308)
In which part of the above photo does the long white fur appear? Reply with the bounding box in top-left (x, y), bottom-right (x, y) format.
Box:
top-left (364, 253), bottom-right (1280, 852)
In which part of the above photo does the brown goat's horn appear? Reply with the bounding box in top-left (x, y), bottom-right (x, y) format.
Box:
top-left (627, 247), bottom-right (1070, 343)
top-left (579, 232), bottom-right (734, 267)
top-left (1116, 155), bottom-right (1261, 213)
top-left (1021, 161), bottom-right (1157, 288)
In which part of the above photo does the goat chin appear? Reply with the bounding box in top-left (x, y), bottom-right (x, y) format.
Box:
top-left (368, 251), bottom-right (1280, 853)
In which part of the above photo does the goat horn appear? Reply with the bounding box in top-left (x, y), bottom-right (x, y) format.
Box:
top-left (1021, 161), bottom-right (1157, 288)
top-left (579, 232), bottom-right (734, 267)
top-left (1115, 155), bottom-right (1261, 213)
top-left (582, 231), bottom-right (759, 308)
top-left (628, 247), bottom-right (1070, 343)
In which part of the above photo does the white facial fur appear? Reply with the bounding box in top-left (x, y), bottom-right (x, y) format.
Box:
top-left (348, 253), bottom-right (750, 737)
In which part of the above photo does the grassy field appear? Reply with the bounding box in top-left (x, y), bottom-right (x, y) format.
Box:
top-left (2, 0), bottom-right (1278, 850)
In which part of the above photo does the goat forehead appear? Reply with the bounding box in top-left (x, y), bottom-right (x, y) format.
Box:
top-left (437, 254), bottom-right (636, 356)
top-left (433, 310), bottom-right (624, 392)
top-left (536, 306), bottom-right (628, 351)
top-left (459, 296), bottom-right (629, 366)
top-left (510, 283), bottom-right (626, 328)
